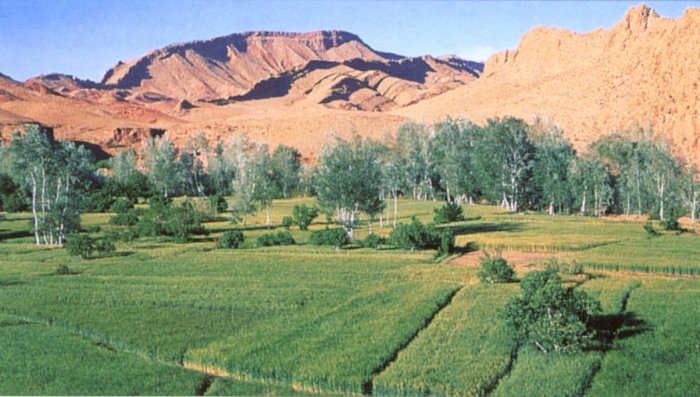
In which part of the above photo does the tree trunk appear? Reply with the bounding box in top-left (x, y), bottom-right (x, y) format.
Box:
top-left (393, 190), bottom-right (399, 228)
top-left (266, 205), bottom-right (270, 225)
top-left (30, 172), bottom-right (40, 245)
top-left (548, 202), bottom-right (554, 215)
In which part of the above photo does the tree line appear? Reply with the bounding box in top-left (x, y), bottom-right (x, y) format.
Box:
top-left (1, 117), bottom-right (698, 245)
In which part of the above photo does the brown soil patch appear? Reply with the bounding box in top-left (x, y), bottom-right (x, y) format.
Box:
top-left (449, 250), bottom-right (569, 271)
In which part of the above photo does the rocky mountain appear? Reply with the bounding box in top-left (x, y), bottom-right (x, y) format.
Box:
top-left (395, 4), bottom-right (700, 164)
top-left (2, 5), bottom-right (700, 164)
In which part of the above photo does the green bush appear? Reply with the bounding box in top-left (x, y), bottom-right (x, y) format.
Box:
top-left (357, 233), bottom-right (383, 248)
top-left (219, 230), bottom-right (244, 249)
top-left (543, 257), bottom-right (583, 275)
top-left (111, 198), bottom-right (135, 214)
top-left (433, 202), bottom-right (465, 224)
top-left (65, 234), bottom-right (94, 259)
top-left (310, 228), bottom-right (350, 248)
top-left (109, 210), bottom-right (139, 226)
top-left (388, 218), bottom-right (454, 255)
top-left (660, 217), bottom-right (681, 232)
top-left (478, 254), bottom-right (516, 283)
top-left (1, 192), bottom-right (28, 212)
top-left (256, 231), bottom-right (296, 247)
top-left (94, 239), bottom-right (116, 255)
top-left (292, 204), bottom-right (319, 230)
top-left (54, 264), bottom-right (72, 275)
top-left (644, 221), bottom-right (660, 238)
top-left (281, 216), bottom-right (294, 230)
top-left (503, 268), bottom-right (601, 354)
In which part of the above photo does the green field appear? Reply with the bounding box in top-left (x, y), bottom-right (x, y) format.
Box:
top-left (1, 199), bottom-right (699, 395)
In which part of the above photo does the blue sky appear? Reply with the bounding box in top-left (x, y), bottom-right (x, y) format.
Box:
top-left (1, 1), bottom-right (698, 82)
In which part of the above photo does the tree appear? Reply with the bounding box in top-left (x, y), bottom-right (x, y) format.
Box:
top-left (530, 127), bottom-right (574, 214)
top-left (270, 145), bottom-right (302, 198)
top-left (208, 142), bottom-right (234, 196)
top-left (478, 254), bottom-right (516, 283)
top-left (397, 122), bottom-right (435, 200)
top-left (475, 118), bottom-right (534, 212)
top-left (141, 136), bottom-right (184, 198)
top-left (431, 117), bottom-right (479, 204)
top-left (679, 167), bottom-right (700, 223)
top-left (314, 136), bottom-right (385, 238)
top-left (225, 135), bottom-right (259, 226)
top-left (109, 148), bottom-right (139, 186)
top-left (251, 144), bottom-right (277, 225)
top-left (10, 127), bottom-right (93, 246)
top-left (570, 154), bottom-right (613, 216)
top-left (503, 267), bottom-right (601, 354)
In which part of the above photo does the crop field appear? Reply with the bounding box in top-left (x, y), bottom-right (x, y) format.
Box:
top-left (1, 198), bottom-right (699, 395)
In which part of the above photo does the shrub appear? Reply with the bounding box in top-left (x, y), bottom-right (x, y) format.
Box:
top-left (109, 210), bottom-right (139, 226)
top-left (209, 195), bottom-right (229, 214)
top-left (281, 216), bottom-right (294, 230)
top-left (503, 268), bottom-right (601, 354)
top-left (292, 204), bottom-right (319, 230)
top-left (388, 217), bottom-right (454, 255)
top-left (65, 234), bottom-right (94, 259)
top-left (256, 231), bottom-right (296, 247)
top-left (357, 233), bottom-right (383, 248)
top-left (433, 202), bottom-right (465, 224)
top-left (55, 264), bottom-right (72, 275)
top-left (478, 254), bottom-right (516, 283)
top-left (110, 198), bottom-right (135, 214)
top-left (1, 192), bottom-right (27, 212)
top-left (644, 221), bottom-right (660, 238)
top-left (94, 239), bottom-right (116, 255)
top-left (310, 228), bottom-right (351, 248)
top-left (219, 230), bottom-right (244, 249)
top-left (660, 217), bottom-right (681, 232)
top-left (543, 257), bottom-right (583, 275)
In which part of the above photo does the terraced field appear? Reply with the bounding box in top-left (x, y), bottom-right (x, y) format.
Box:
top-left (0, 199), bottom-right (699, 395)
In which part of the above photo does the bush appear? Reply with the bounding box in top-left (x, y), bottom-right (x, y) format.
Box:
top-left (281, 216), bottom-right (294, 230)
top-left (388, 217), bottom-right (454, 255)
top-left (209, 195), bottom-right (229, 214)
top-left (94, 239), bottom-right (116, 255)
top-left (478, 254), bottom-right (516, 283)
top-left (65, 234), bottom-right (94, 259)
top-left (292, 204), bottom-right (319, 230)
top-left (111, 198), bottom-right (135, 214)
top-left (54, 264), bottom-right (72, 275)
top-left (310, 228), bottom-right (351, 248)
top-left (219, 230), bottom-right (244, 249)
top-left (543, 257), bottom-right (583, 275)
top-left (109, 210), bottom-right (139, 226)
top-left (433, 202), bottom-right (465, 224)
top-left (1, 192), bottom-right (27, 212)
top-left (644, 221), bottom-right (660, 238)
top-left (503, 268), bottom-right (601, 354)
top-left (256, 231), bottom-right (296, 247)
top-left (357, 233), bottom-right (383, 248)
top-left (660, 217), bottom-right (681, 232)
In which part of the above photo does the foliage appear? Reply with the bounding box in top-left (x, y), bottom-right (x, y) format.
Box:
top-left (357, 233), bottom-right (383, 248)
top-left (219, 230), bottom-right (244, 249)
top-left (54, 264), bottom-right (73, 275)
top-left (542, 257), bottom-right (583, 275)
top-left (291, 204), bottom-right (318, 230)
top-left (270, 145), bottom-right (302, 198)
top-left (503, 268), bottom-right (601, 354)
top-left (281, 216), bottom-right (294, 229)
top-left (433, 202), bottom-right (465, 224)
top-left (644, 221), bottom-right (660, 238)
top-left (310, 228), bottom-right (351, 248)
top-left (65, 234), bottom-right (95, 259)
top-left (388, 217), bottom-right (454, 255)
top-left (94, 238), bottom-right (116, 255)
top-left (256, 231), bottom-right (295, 247)
top-left (478, 254), bottom-right (516, 283)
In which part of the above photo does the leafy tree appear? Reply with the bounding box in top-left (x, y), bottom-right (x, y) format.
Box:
top-left (357, 233), bottom-right (383, 248)
top-left (570, 154), bottom-right (613, 216)
top-left (10, 127), bottom-right (94, 245)
top-left (292, 204), bottom-right (318, 230)
top-left (109, 149), bottom-right (139, 186)
top-left (182, 133), bottom-right (209, 196)
top-left (431, 117), bottom-right (479, 204)
top-left (208, 142), bottom-right (234, 196)
top-left (397, 122), bottom-right (436, 200)
top-left (270, 145), bottom-right (302, 198)
top-left (94, 238), bottom-right (116, 255)
top-left (281, 216), bottom-right (294, 229)
top-left (433, 202), bottom-right (465, 224)
top-left (503, 267), bottom-right (601, 354)
top-left (389, 217), bottom-right (453, 255)
top-left (530, 127), bottom-right (574, 214)
top-left (225, 135), bottom-right (259, 226)
top-left (251, 144), bottom-right (277, 224)
top-left (678, 167), bottom-right (700, 223)
top-left (141, 136), bottom-right (184, 198)
top-left (478, 254), bottom-right (516, 283)
top-left (314, 136), bottom-right (385, 238)
top-left (475, 118), bottom-right (534, 212)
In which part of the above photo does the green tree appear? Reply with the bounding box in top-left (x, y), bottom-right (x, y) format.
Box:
top-left (570, 154), bottom-right (613, 216)
top-left (431, 117), bottom-right (479, 204)
top-left (292, 204), bottom-right (318, 230)
top-left (270, 145), bottom-right (302, 198)
top-left (314, 136), bottom-right (385, 238)
top-left (141, 136), bottom-right (184, 198)
top-left (397, 122), bottom-right (435, 200)
top-left (503, 267), bottom-right (601, 354)
top-left (531, 127), bottom-right (574, 214)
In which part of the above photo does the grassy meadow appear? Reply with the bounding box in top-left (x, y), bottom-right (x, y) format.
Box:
top-left (0, 198), bottom-right (699, 395)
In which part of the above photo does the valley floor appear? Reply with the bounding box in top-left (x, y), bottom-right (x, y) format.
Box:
top-left (0, 199), bottom-right (698, 396)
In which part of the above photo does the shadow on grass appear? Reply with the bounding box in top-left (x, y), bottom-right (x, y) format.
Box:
top-left (0, 230), bottom-right (33, 241)
top-left (587, 311), bottom-right (651, 352)
top-left (442, 222), bottom-right (524, 236)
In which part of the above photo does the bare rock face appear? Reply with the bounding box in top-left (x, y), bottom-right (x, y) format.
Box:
top-left (100, 30), bottom-right (481, 105)
top-left (398, 4), bottom-right (700, 165)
